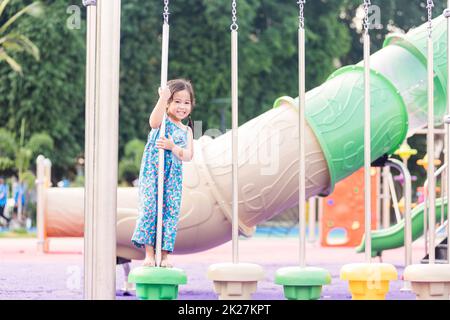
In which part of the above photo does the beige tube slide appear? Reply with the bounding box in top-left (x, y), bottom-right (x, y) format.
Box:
top-left (43, 100), bottom-right (330, 260)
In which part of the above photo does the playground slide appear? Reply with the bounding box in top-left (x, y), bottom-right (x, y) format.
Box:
top-left (356, 198), bottom-right (448, 256)
top-left (43, 15), bottom-right (449, 261)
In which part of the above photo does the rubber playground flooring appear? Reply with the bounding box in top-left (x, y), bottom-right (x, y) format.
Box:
top-left (0, 236), bottom-right (423, 300)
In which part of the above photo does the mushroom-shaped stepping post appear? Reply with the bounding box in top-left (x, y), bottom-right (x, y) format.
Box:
top-left (403, 264), bottom-right (450, 300)
top-left (340, 263), bottom-right (398, 300)
top-left (207, 263), bottom-right (265, 300)
top-left (275, 267), bottom-right (331, 300)
top-left (128, 267), bottom-right (187, 300)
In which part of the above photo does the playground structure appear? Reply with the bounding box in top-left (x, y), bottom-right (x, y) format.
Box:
top-left (31, 0), bottom-right (450, 299)
top-left (321, 168), bottom-right (378, 247)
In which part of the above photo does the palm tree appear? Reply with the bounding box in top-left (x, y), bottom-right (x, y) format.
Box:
top-left (0, 0), bottom-right (42, 74)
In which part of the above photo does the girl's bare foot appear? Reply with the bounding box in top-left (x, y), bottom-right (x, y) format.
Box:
top-left (143, 245), bottom-right (156, 267)
top-left (142, 256), bottom-right (156, 267)
top-left (160, 250), bottom-right (173, 268)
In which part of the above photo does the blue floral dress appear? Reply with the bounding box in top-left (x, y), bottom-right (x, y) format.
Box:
top-left (131, 115), bottom-right (188, 252)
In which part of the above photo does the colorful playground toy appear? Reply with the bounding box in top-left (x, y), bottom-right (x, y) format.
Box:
top-left (394, 142), bottom-right (418, 162)
top-left (416, 154), bottom-right (441, 170)
top-left (321, 168), bottom-right (378, 247)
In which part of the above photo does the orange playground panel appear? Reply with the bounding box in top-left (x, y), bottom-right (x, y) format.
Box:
top-left (321, 167), bottom-right (378, 247)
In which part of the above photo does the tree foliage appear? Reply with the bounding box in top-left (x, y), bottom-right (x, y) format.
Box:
top-left (0, 0), bottom-right (441, 182)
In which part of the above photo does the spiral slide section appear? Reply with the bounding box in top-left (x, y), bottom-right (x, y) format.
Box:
top-left (43, 15), bottom-right (448, 260)
top-left (357, 199), bottom-right (448, 256)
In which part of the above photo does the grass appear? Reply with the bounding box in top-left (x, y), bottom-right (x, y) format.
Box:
top-left (0, 228), bottom-right (36, 238)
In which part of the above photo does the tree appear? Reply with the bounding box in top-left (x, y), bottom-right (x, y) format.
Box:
top-left (119, 138), bottom-right (145, 185)
top-left (0, 0), bottom-right (42, 73)
top-left (0, 0), bottom-right (85, 180)
top-left (0, 0), bottom-right (372, 180)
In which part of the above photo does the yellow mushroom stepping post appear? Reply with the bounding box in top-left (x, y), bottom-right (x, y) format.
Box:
top-left (340, 263), bottom-right (398, 300)
top-left (340, 1), bottom-right (398, 300)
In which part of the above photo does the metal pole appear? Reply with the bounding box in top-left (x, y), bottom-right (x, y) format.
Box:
top-left (298, 1), bottom-right (306, 268)
top-left (445, 3), bottom-right (450, 264)
top-left (308, 197), bottom-right (316, 243)
top-left (376, 167), bottom-right (381, 229)
top-left (441, 163), bottom-right (446, 226)
top-left (156, 17), bottom-right (170, 268)
top-left (387, 171), bottom-right (402, 223)
top-left (423, 164), bottom-right (429, 256)
top-left (386, 159), bottom-right (412, 281)
top-left (36, 155), bottom-right (45, 253)
top-left (84, 0), bottom-right (120, 299)
top-left (382, 166), bottom-right (391, 229)
top-left (422, 165), bottom-right (447, 258)
top-left (318, 197), bottom-right (324, 243)
top-left (427, 4), bottom-right (436, 264)
top-left (363, 29), bottom-right (372, 263)
top-left (231, 0), bottom-right (239, 263)
top-left (231, 29), bottom-right (239, 264)
top-left (83, 0), bottom-right (96, 299)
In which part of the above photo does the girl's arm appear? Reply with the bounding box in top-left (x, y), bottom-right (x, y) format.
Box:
top-left (172, 127), bottom-right (194, 162)
top-left (149, 87), bottom-right (171, 129)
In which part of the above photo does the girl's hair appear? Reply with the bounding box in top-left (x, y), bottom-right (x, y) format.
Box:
top-left (166, 78), bottom-right (195, 137)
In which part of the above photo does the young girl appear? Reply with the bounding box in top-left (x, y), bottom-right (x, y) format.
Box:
top-left (131, 78), bottom-right (195, 268)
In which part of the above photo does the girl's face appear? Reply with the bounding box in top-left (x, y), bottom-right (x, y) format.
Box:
top-left (167, 89), bottom-right (192, 121)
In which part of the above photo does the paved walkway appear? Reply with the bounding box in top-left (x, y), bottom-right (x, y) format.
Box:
top-left (0, 236), bottom-right (427, 300)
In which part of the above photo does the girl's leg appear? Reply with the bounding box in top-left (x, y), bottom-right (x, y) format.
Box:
top-left (143, 245), bottom-right (156, 267)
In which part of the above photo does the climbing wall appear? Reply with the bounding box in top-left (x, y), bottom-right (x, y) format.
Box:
top-left (321, 167), bottom-right (378, 247)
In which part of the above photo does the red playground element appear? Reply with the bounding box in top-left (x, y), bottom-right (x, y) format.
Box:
top-left (321, 168), bottom-right (378, 247)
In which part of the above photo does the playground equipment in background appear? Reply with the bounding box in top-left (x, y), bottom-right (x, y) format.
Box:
top-left (417, 154), bottom-right (442, 170)
top-left (394, 142), bottom-right (417, 165)
top-left (356, 198), bottom-right (447, 256)
top-left (320, 167), bottom-right (378, 247)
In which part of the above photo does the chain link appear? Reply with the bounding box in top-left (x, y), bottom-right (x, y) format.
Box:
top-left (363, 0), bottom-right (371, 33)
top-left (163, 0), bottom-right (170, 25)
top-left (297, 0), bottom-right (306, 29)
top-left (231, 0), bottom-right (238, 31)
top-left (427, 0), bottom-right (434, 38)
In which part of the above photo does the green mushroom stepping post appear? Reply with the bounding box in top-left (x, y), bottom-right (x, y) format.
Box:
top-left (275, 267), bottom-right (331, 300)
top-left (273, 3), bottom-right (331, 301)
top-left (128, 267), bottom-right (187, 300)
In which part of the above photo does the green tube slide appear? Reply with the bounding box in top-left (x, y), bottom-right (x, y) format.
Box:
top-left (356, 198), bottom-right (448, 256)
top-left (275, 16), bottom-right (448, 196)
top-left (353, 16), bottom-right (450, 254)
top-left (274, 15), bottom-right (448, 251)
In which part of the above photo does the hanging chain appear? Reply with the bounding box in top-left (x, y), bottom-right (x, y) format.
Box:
top-left (163, 0), bottom-right (170, 25)
top-left (363, 0), bottom-right (371, 33)
top-left (231, 0), bottom-right (238, 31)
top-left (427, 0), bottom-right (434, 38)
top-left (297, 0), bottom-right (306, 29)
